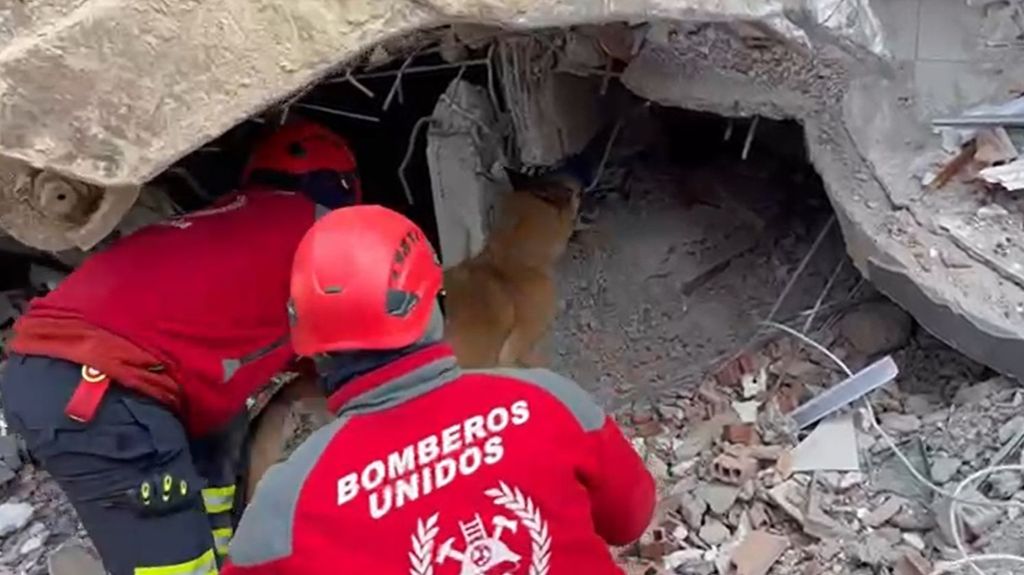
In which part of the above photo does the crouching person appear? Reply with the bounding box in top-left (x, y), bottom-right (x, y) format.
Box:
top-left (224, 206), bottom-right (656, 575)
top-left (0, 118), bottom-right (363, 575)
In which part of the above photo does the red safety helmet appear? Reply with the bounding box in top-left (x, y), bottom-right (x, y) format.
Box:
top-left (289, 205), bottom-right (442, 356)
top-left (241, 118), bottom-right (363, 207)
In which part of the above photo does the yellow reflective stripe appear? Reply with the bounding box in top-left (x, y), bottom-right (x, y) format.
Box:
top-left (202, 485), bottom-right (236, 514)
top-left (212, 527), bottom-right (233, 557)
top-left (134, 549), bottom-right (218, 575)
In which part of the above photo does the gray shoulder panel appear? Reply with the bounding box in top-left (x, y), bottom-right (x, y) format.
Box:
top-left (228, 415), bottom-right (350, 566)
top-left (471, 367), bottom-right (606, 432)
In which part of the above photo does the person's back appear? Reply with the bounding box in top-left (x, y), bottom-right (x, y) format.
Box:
top-left (0, 118), bottom-right (364, 575)
top-left (225, 206), bottom-right (655, 575)
top-left (17, 189), bottom-right (313, 434)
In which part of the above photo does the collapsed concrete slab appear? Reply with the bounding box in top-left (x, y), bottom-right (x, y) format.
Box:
top-left (0, 0), bottom-right (883, 187)
top-left (3, 0), bottom-right (1024, 385)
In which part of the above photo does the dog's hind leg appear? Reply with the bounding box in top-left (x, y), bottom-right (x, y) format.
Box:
top-left (497, 272), bottom-right (557, 367)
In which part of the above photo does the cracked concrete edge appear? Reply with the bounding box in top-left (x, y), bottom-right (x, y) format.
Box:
top-left (0, 0), bottom-right (882, 188)
top-left (808, 118), bottom-right (1024, 382)
top-left (620, 34), bottom-right (1024, 382)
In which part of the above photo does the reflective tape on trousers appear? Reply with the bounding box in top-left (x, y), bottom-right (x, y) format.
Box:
top-left (212, 527), bottom-right (233, 557)
top-left (134, 549), bottom-right (218, 575)
top-left (202, 485), bottom-right (236, 514)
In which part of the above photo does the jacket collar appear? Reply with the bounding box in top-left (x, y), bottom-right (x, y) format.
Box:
top-left (326, 343), bottom-right (458, 414)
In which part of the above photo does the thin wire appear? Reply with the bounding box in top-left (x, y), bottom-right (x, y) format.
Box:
top-left (586, 119), bottom-right (624, 192)
top-left (950, 464), bottom-right (1024, 575)
top-left (741, 115), bottom-right (760, 161)
top-left (929, 555), bottom-right (1024, 575)
top-left (763, 215), bottom-right (837, 326)
top-left (802, 259), bottom-right (845, 333)
top-left (398, 117), bottom-right (434, 205)
top-left (760, 322), bottom-right (1024, 575)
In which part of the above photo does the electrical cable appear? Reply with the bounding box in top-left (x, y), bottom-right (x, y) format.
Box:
top-left (760, 321), bottom-right (1024, 575)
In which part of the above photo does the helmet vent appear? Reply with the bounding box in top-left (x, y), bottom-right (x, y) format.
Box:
top-left (324, 285), bottom-right (343, 294)
top-left (288, 142), bottom-right (306, 157)
top-left (386, 289), bottom-right (419, 317)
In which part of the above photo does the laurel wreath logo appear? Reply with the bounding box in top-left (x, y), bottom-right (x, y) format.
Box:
top-left (485, 481), bottom-right (551, 575)
top-left (409, 512), bottom-right (440, 575)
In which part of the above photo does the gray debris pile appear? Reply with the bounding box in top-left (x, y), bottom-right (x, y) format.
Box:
top-left (616, 302), bottom-right (1024, 575)
top-left (0, 456), bottom-right (91, 575)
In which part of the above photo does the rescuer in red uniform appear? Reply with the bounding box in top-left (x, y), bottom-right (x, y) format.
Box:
top-left (0, 118), bottom-right (362, 575)
top-left (223, 206), bottom-right (656, 575)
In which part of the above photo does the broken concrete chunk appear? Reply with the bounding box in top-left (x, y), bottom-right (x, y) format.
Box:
top-left (698, 518), bottom-right (730, 545)
top-left (674, 414), bottom-right (738, 460)
top-left (836, 301), bottom-right (913, 357)
top-left (663, 548), bottom-right (705, 571)
top-left (973, 127), bottom-right (1018, 165)
top-left (818, 471), bottom-right (864, 492)
top-left (903, 395), bottom-right (934, 417)
top-left (730, 530), bottom-right (789, 575)
top-left (635, 421), bottom-right (664, 438)
top-left (657, 404), bottom-right (685, 425)
top-left (803, 499), bottom-right (852, 541)
top-left (954, 377), bottom-right (1012, 406)
top-left (891, 501), bottom-right (936, 531)
top-left (983, 470), bottom-right (1023, 500)
top-left (0, 503), bottom-right (33, 538)
top-left (873, 438), bottom-right (933, 500)
top-left (893, 549), bottom-right (932, 575)
top-left (847, 531), bottom-right (902, 566)
top-left (768, 481), bottom-right (806, 524)
top-left (862, 496), bottom-right (905, 528)
top-left (695, 482), bottom-right (741, 515)
top-left (928, 456), bottom-right (961, 484)
top-left (957, 489), bottom-right (1002, 539)
top-left (679, 492), bottom-right (708, 530)
top-left (740, 367), bottom-right (767, 399)
top-left (19, 529), bottom-right (46, 555)
top-left (47, 540), bottom-right (107, 572)
top-left (791, 415), bottom-right (860, 473)
top-left (646, 455), bottom-right (670, 483)
top-left (747, 502), bottom-right (770, 529)
top-left (901, 532), bottom-right (925, 552)
top-left (998, 415), bottom-right (1024, 444)
top-left (670, 523), bottom-right (689, 543)
top-left (0, 436), bottom-right (22, 473)
top-left (0, 464), bottom-right (16, 490)
top-left (980, 156), bottom-right (1024, 191)
top-left (880, 413), bottom-right (922, 434)
top-left (731, 401), bottom-right (760, 424)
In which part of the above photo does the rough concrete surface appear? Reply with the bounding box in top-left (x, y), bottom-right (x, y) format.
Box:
top-left (2, 0), bottom-right (1021, 388)
top-left (0, 0), bottom-right (881, 187)
top-left (618, 0), bottom-right (1024, 389)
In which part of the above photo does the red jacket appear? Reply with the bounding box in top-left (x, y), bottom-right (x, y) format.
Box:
top-left (224, 344), bottom-right (655, 575)
top-left (9, 190), bottom-right (318, 436)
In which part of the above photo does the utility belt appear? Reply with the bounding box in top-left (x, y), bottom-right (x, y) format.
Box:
top-left (64, 364), bottom-right (240, 530)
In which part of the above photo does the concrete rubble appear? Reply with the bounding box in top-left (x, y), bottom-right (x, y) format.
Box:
top-left (1, 1), bottom-right (1024, 573)
top-left (613, 302), bottom-right (1024, 575)
top-left (0, 164), bottom-right (1019, 574)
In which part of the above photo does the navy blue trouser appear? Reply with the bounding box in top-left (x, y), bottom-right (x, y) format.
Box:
top-left (0, 354), bottom-right (247, 575)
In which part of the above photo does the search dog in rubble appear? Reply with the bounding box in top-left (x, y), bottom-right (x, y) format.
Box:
top-left (443, 172), bottom-right (582, 368)
top-left (242, 171), bottom-right (585, 504)
top-left (244, 121), bottom-right (618, 504)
